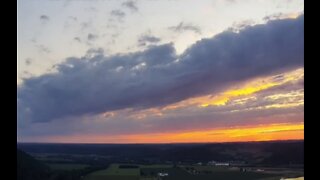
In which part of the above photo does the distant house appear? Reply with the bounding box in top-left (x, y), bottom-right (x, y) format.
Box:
top-left (158, 172), bottom-right (169, 177)
top-left (207, 160), bottom-right (229, 166)
top-left (215, 162), bottom-right (229, 166)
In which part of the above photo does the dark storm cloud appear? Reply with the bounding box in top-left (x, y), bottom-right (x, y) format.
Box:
top-left (138, 35), bottom-right (161, 46)
top-left (168, 22), bottom-right (202, 34)
top-left (18, 15), bottom-right (304, 123)
top-left (122, 0), bottom-right (138, 12)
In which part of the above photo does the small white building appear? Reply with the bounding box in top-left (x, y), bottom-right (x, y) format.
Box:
top-left (158, 172), bottom-right (169, 177)
top-left (215, 162), bottom-right (229, 166)
top-left (207, 160), bottom-right (229, 166)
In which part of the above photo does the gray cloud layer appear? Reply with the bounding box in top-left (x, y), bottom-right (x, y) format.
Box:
top-left (20, 79), bottom-right (304, 137)
top-left (18, 15), bottom-right (304, 124)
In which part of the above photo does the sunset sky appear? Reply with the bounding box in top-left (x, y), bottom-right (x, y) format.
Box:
top-left (17, 0), bottom-right (304, 143)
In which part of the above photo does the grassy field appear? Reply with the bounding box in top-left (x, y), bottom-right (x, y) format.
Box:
top-left (163, 168), bottom-right (278, 180)
top-left (83, 163), bottom-right (294, 180)
top-left (141, 166), bottom-right (281, 180)
top-left (46, 163), bottom-right (90, 170)
top-left (84, 164), bottom-right (140, 180)
top-left (100, 164), bottom-right (140, 176)
top-left (183, 165), bottom-right (233, 172)
top-left (139, 164), bottom-right (173, 168)
top-left (35, 156), bottom-right (74, 162)
top-left (84, 175), bottom-right (139, 180)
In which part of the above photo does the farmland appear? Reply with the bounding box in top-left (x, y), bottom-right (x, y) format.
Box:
top-left (82, 163), bottom-right (293, 180)
top-left (46, 163), bottom-right (90, 170)
top-left (17, 141), bottom-right (304, 180)
top-left (84, 164), bottom-right (140, 180)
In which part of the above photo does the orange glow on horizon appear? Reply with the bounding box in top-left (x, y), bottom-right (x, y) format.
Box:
top-left (39, 122), bottom-right (304, 144)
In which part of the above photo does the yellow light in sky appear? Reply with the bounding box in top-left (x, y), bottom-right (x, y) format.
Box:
top-left (43, 122), bottom-right (304, 143)
top-left (286, 12), bottom-right (303, 19)
top-left (224, 83), bottom-right (277, 96)
top-left (163, 68), bottom-right (304, 109)
top-left (100, 68), bottom-right (304, 120)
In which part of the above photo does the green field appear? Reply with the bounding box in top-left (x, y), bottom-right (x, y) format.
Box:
top-left (139, 164), bottom-right (173, 168)
top-left (141, 165), bottom-right (285, 180)
top-left (84, 175), bottom-right (139, 180)
top-left (163, 168), bottom-right (277, 180)
top-left (98, 164), bottom-right (139, 176)
top-left (84, 164), bottom-right (140, 180)
top-left (36, 157), bottom-right (74, 162)
top-left (183, 165), bottom-right (234, 172)
top-left (83, 163), bottom-right (292, 180)
top-left (47, 163), bottom-right (90, 170)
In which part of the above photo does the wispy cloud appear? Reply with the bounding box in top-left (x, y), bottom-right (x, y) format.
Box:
top-left (110, 10), bottom-right (126, 22)
top-left (40, 15), bottom-right (50, 24)
top-left (24, 58), bottom-right (32, 66)
top-left (35, 44), bottom-right (50, 54)
top-left (138, 34), bottom-right (161, 47)
top-left (68, 16), bottom-right (77, 21)
top-left (80, 21), bottom-right (92, 31)
top-left (168, 22), bottom-right (201, 34)
top-left (228, 19), bottom-right (256, 32)
top-left (263, 12), bottom-right (303, 21)
top-left (122, 0), bottom-right (138, 12)
top-left (74, 37), bottom-right (81, 43)
top-left (87, 33), bottom-right (98, 41)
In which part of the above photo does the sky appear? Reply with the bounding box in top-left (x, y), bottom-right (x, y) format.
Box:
top-left (17, 0), bottom-right (304, 143)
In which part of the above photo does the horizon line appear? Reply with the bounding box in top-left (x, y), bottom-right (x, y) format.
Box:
top-left (17, 139), bottom-right (304, 145)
